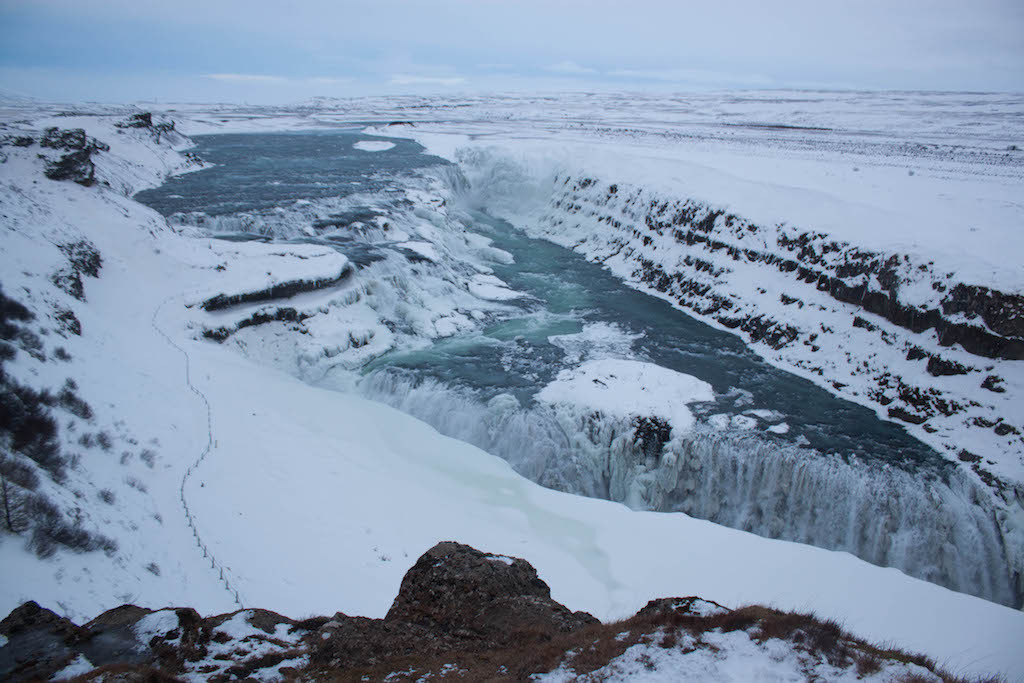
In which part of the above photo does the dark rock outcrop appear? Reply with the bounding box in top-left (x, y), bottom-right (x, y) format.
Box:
top-left (386, 541), bottom-right (597, 640)
top-left (118, 112), bottom-right (154, 129)
top-left (199, 266), bottom-right (353, 312)
top-left (0, 601), bottom-right (91, 681)
top-left (40, 127), bottom-right (109, 187)
top-left (0, 543), bottom-right (599, 681)
top-left (116, 111), bottom-right (178, 143)
top-left (40, 127), bottom-right (89, 151)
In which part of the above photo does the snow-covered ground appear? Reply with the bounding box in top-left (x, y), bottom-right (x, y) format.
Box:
top-left (1, 96), bottom-right (1023, 679)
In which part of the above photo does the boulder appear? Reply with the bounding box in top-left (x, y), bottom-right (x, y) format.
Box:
top-left (386, 541), bottom-right (598, 643)
top-left (0, 601), bottom-right (90, 681)
top-left (40, 128), bottom-right (109, 186)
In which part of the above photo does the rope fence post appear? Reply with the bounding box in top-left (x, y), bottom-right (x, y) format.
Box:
top-left (152, 296), bottom-right (243, 609)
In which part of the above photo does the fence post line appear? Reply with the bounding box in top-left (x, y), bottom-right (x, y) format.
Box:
top-left (154, 295), bottom-right (239, 608)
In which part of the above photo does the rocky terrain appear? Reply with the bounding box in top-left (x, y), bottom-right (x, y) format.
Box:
top-left (0, 543), bottom-right (977, 682)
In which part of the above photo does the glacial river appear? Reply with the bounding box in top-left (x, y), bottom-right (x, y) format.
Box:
top-left (136, 128), bottom-right (1017, 607)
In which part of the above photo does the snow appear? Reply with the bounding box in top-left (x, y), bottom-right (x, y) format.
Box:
top-left (535, 628), bottom-right (942, 682)
top-left (468, 273), bottom-right (524, 301)
top-left (536, 359), bottom-right (714, 433)
top-left (353, 140), bottom-right (396, 152)
top-left (396, 240), bottom-right (440, 262)
top-left (182, 325), bottom-right (1022, 678)
top-left (373, 96), bottom-right (1024, 499)
top-left (180, 610), bottom-right (306, 682)
top-left (0, 100), bottom-right (1022, 680)
top-left (683, 599), bottom-right (729, 617)
top-left (52, 654), bottom-right (95, 680)
top-left (186, 243), bottom-right (350, 308)
top-left (133, 609), bottom-right (181, 645)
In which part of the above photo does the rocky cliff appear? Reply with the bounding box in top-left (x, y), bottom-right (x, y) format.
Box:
top-left (509, 172), bottom-right (1024, 499)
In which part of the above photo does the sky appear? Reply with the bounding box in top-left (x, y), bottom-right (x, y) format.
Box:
top-left (0, 0), bottom-right (1022, 104)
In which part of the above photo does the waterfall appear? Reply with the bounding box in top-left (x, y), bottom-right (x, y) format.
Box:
top-left (358, 367), bottom-right (1019, 607)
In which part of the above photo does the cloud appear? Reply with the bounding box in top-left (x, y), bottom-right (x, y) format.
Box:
top-left (389, 74), bottom-right (465, 86)
top-left (203, 73), bottom-right (351, 86)
top-left (204, 73), bottom-right (288, 84)
top-left (544, 61), bottom-right (597, 75)
top-left (304, 76), bottom-right (352, 85)
top-left (608, 67), bottom-right (773, 87)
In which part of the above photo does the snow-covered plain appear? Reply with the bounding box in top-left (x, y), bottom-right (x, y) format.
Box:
top-left (1, 95), bottom-right (1023, 679)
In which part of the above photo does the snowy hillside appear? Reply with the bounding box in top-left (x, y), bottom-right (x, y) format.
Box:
top-left (1, 97), bottom-right (1023, 679)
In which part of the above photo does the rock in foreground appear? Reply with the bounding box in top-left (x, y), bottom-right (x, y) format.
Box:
top-left (0, 543), bottom-right (980, 681)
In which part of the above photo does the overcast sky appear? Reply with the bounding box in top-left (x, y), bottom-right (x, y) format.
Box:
top-left (1, 0), bottom-right (1022, 103)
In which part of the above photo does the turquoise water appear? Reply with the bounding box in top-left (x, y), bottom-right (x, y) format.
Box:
top-left (370, 208), bottom-right (942, 467)
top-left (138, 129), bottom-right (941, 468)
top-left (135, 128), bottom-right (446, 216)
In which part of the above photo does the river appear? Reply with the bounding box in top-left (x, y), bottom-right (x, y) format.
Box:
top-left (136, 128), bottom-right (1018, 607)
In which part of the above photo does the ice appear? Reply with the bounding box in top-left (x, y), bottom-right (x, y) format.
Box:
top-left (353, 140), bottom-right (396, 152)
top-left (548, 322), bottom-right (644, 365)
top-left (468, 273), bottom-right (524, 301)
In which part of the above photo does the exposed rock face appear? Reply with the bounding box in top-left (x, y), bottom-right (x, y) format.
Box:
top-left (528, 174), bottom-right (1024, 499)
top-left (385, 541), bottom-right (598, 639)
top-left (199, 266), bottom-right (353, 312)
top-left (39, 127), bottom-right (109, 186)
top-left (115, 111), bottom-right (179, 144)
top-left (118, 112), bottom-right (154, 129)
top-left (0, 601), bottom-right (90, 681)
top-left (312, 542), bottom-right (598, 672)
top-left (0, 542), bottom-right (978, 681)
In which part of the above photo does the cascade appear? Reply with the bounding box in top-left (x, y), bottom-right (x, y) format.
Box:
top-left (358, 368), bottom-right (1019, 607)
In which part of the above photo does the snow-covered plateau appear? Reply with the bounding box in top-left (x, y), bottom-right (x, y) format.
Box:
top-left (1, 92), bottom-right (1023, 679)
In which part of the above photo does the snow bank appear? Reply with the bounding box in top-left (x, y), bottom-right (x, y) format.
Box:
top-left (537, 359), bottom-right (713, 433)
top-left (186, 243), bottom-right (351, 311)
top-left (183, 340), bottom-right (1024, 678)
